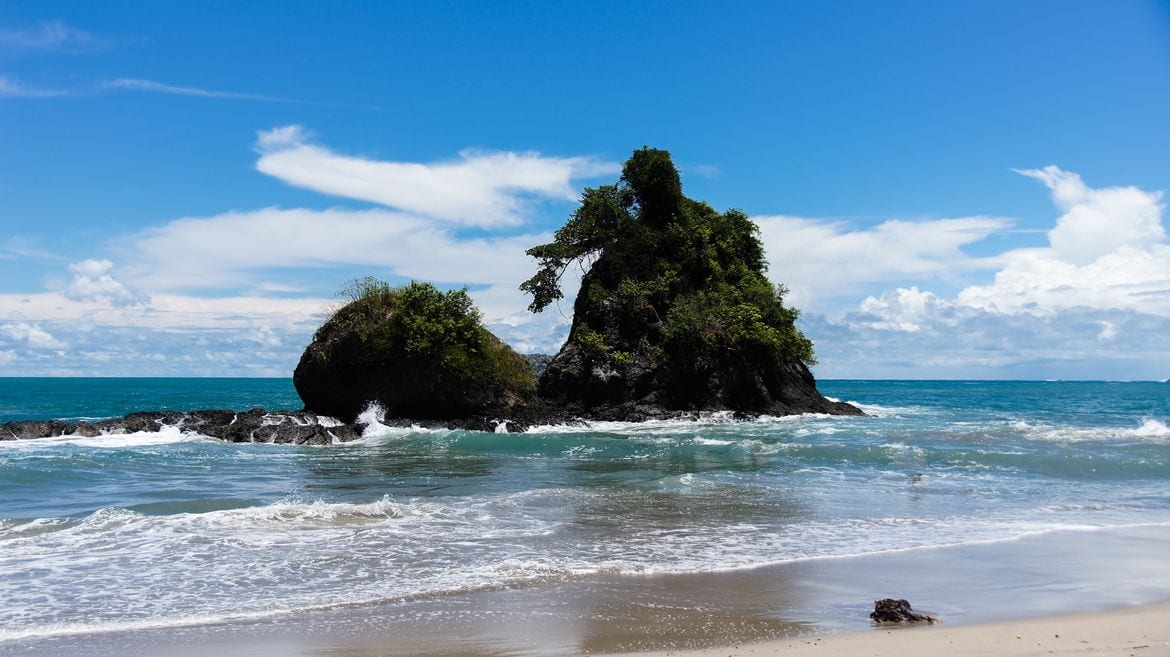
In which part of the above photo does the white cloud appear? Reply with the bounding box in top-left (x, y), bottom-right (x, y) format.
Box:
top-left (806, 167), bottom-right (1170, 378)
top-left (0, 350), bottom-right (14, 365)
top-left (256, 124), bottom-right (306, 150)
top-left (487, 309), bottom-right (572, 355)
top-left (806, 307), bottom-right (1170, 380)
top-left (254, 125), bottom-right (618, 227)
top-left (1014, 166), bottom-right (1166, 265)
top-left (958, 167), bottom-right (1170, 316)
top-left (0, 20), bottom-right (105, 52)
top-left (65, 259), bottom-right (148, 306)
top-left (238, 326), bottom-right (284, 348)
top-left (0, 321), bottom-right (65, 349)
top-left (118, 206), bottom-right (550, 324)
top-left (857, 287), bottom-right (947, 332)
top-left (0, 291), bottom-right (330, 376)
top-left (755, 214), bottom-right (1008, 310)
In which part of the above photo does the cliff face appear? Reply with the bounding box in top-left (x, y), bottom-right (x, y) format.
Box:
top-left (540, 325), bottom-right (860, 420)
top-left (524, 147), bottom-right (861, 420)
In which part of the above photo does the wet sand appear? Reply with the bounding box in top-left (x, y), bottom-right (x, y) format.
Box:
top-left (604, 601), bottom-right (1170, 657)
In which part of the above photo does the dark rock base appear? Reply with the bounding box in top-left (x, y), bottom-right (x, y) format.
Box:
top-left (0, 395), bottom-right (863, 443)
top-left (1, 409), bottom-right (362, 445)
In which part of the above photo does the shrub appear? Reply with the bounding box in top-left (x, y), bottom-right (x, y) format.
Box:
top-left (315, 278), bottom-right (534, 391)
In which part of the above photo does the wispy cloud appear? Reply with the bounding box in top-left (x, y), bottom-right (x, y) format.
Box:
top-left (683, 163), bottom-right (722, 179)
top-left (0, 73), bottom-right (69, 98)
top-left (3, 75), bottom-right (369, 106)
top-left (98, 78), bottom-right (296, 103)
top-left (98, 78), bottom-right (380, 109)
top-left (255, 125), bottom-right (619, 227)
top-left (1, 236), bottom-right (62, 260)
top-left (0, 19), bottom-right (107, 53)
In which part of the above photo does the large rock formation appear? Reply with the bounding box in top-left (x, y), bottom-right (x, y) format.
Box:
top-left (294, 280), bottom-right (537, 423)
top-left (521, 147), bottom-right (861, 420)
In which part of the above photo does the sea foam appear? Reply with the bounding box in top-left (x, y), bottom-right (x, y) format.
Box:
top-left (0, 425), bottom-right (207, 450)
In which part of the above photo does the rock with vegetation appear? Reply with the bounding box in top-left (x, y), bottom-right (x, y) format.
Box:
top-left (521, 147), bottom-right (861, 420)
top-left (294, 279), bottom-right (537, 423)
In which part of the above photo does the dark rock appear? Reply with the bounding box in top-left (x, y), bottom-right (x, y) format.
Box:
top-left (524, 353), bottom-right (555, 379)
top-left (1, 409), bottom-right (368, 445)
top-left (2, 420), bottom-right (73, 440)
top-left (539, 319), bottom-right (862, 421)
top-left (870, 598), bottom-right (939, 624)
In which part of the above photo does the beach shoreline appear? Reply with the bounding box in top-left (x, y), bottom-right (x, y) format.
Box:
top-left (4, 524), bottom-right (1169, 657)
top-left (3, 380), bottom-right (1168, 657)
top-left (601, 600), bottom-right (1170, 657)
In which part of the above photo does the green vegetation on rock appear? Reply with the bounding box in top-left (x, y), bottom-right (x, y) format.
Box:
top-left (294, 279), bottom-right (535, 422)
top-left (522, 148), bottom-right (814, 408)
top-left (518, 146), bottom-right (855, 418)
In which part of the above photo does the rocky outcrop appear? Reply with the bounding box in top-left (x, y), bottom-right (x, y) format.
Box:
top-left (1, 410), bottom-right (361, 445)
top-left (294, 281), bottom-right (537, 423)
top-left (870, 598), bottom-right (940, 624)
top-left (0, 407), bottom-right (589, 443)
top-left (522, 147), bottom-right (862, 421)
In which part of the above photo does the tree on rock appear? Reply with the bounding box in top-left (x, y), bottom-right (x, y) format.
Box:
top-left (295, 279), bottom-right (536, 422)
top-left (521, 147), bottom-right (859, 419)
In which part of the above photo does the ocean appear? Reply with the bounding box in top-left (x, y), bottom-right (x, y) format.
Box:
top-left (1, 379), bottom-right (1168, 656)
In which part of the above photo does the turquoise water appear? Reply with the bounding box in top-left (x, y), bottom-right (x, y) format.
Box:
top-left (0, 379), bottom-right (1168, 651)
top-left (0, 378), bottom-right (301, 422)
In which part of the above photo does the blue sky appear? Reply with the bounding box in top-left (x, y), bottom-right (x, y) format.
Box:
top-left (2, 1), bottom-right (1170, 378)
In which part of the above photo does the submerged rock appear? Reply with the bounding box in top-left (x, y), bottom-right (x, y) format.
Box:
top-left (870, 598), bottom-right (940, 624)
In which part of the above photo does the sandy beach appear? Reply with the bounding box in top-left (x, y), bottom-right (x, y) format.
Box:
top-left (604, 601), bottom-right (1170, 657)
